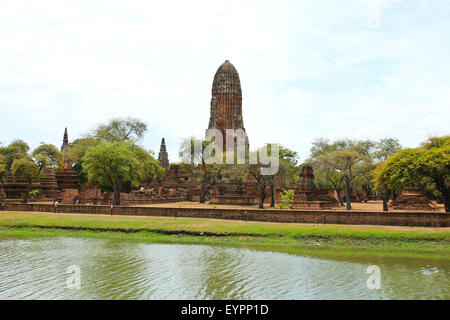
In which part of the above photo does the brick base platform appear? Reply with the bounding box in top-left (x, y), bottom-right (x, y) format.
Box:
top-left (1, 203), bottom-right (448, 227)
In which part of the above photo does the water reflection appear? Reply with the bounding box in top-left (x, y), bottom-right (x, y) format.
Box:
top-left (0, 237), bottom-right (448, 300)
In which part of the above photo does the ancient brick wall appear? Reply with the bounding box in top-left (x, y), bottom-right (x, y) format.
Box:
top-left (1, 203), bottom-right (449, 227)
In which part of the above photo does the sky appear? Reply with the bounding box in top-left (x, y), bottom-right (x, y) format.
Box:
top-left (0, 0), bottom-right (449, 163)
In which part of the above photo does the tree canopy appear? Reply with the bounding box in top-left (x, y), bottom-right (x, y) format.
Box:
top-left (89, 117), bottom-right (148, 143)
top-left (11, 158), bottom-right (42, 203)
top-left (375, 136), bottom-right (450, 212)
top-left (82, 141), bottom-right (163, 205)
top-left (0, 139), bottom-right (30, 172)
top-left (32, 143), bottom-right (63, 169)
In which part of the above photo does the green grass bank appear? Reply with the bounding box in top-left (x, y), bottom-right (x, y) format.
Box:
top-left (1, 211), bottom-right (449, 260)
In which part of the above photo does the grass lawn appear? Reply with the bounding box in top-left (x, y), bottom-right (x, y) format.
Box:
top-left (1, 211), bottom-right (449, 260)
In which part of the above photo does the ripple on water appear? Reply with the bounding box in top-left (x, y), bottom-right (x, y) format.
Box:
top-left (0, 237), bottom-right (448, 300)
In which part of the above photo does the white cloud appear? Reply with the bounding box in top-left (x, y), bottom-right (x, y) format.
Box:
top-left (418, 114), bottom-right (449, 137)
top-left (0, 0), bottom-right (449, 161)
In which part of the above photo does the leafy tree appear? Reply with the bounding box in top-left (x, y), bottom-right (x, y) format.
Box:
top-left (370, 138), bottom-right (403, 210)
top-left (308, 139), bottom-right (375, 209)
top-left (374, 160), bottom-right (404, 211)
top-left (265, 144), bottom-right (298, 207)
top-left (376, 136), bottom-right (450, 212)
top-left (70, 138), bottom-right (101, 188)
top-left (0, 154), bottom-right (6, 183)
top-left (82, 141), bottom-right (163, 205)
top-left (373, 138), bottom-right (402, 162)
top-left (11, 158), bottom-right (42, 203)
top-left (244, 158), bottom-right (269, 209)
top-left (89, 117), bottom-right (148, 143)
top-left (179, 138), bottom-right (224, 204)
top-left (127, 143), bottom-right (165, 190)
top-left (322, 150), bottom-right (374, 210)
top-left (74, 118), bottom-right (150, 189)
top-left (0, 139), bottom-right (30, 172)
top-left (32, 143), bottom-right (63, 169)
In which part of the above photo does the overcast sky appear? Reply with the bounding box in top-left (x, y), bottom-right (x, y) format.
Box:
top-left (1, 0), bottom-right (449, 162)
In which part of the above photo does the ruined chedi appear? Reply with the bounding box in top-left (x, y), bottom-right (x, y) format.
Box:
top-left (207, 60), bottom-right (249, 153)
top-left (55, 128), bottom-right (79, 190)
top-left (40, 166), bottom-right (60, 199)
top-left (157, 138), bottom-right (169, 171)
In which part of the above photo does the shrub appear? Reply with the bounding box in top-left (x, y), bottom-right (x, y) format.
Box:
top-left (278, 189), bottom-right (294, 209)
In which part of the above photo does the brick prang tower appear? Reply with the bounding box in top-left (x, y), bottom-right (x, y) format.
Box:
top-left (207, 60), bottom-right (249, 152)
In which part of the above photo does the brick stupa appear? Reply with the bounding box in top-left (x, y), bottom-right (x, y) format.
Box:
top-left (157, 138), bottom-right (169, 171)
top-left (40, 166), bottom-right (61, 199)
top-left (390, 188), bottom-right (439, 211)
top-left (55, 128), bottom-right (79, 190)
top-left (291, 165), bottom-right (339, 209)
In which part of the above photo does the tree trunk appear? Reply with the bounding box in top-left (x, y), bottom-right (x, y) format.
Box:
top-left (200, 188), bottom-right (206, 204)
top-left (382, 196), bottom-right (389, 211)
top-left (443, 190), bottom-right (450, 213)
top-left (259, 187), bottom-right (266, 209)
top-left (113, 183), bottom-right (121, 205)
top-left (22, 192), bottom-right (29, 204)
top-left (363, 186), bottom-right (371, 202)
top-left (270, 183), bottom-right (275, 208)
top-left (344, 176), bottom-right (352, 210)
top-left (335, 188), bottom-right (344, 206)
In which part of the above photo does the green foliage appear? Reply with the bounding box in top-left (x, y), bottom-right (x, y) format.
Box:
top-left (0, 154), bottom-right (6, 183)
top-left (278, 189), bottom-right (294, 209)
top-left (0, 139), bottom-right (30, 171)
top-left (11, 158), bottom-right (42, 203)
top-left (82, 141), bottom-right (163, 204)
top-left (69, 138), bottom-right (101, 188)
top-left (28, 189), bottom-right (40, 197)
top-left (373, 138), bottom-right (402, 162)
top-left (375, 136), bottom-right (450, 212)
top-left (90, 117), bottom-right (148, 143)
top-left (128, 143), bottom-right (165, 182)
top-left (420, 135), bottom-right (450, 150)
top-left (179, 138), bottom-right (224, 203)
top-left (11, 158), bottom-right (41, 182)
top-left (307, 138), bottom-right (377, 209)
top-left (32, 143), bottom-right (63, 169)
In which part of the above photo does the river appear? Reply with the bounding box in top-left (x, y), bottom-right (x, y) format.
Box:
top-left (0, 236), bottom-right (448, 299)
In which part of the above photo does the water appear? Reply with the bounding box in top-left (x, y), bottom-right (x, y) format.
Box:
top-left (0, 237), bottom-right (448, 299)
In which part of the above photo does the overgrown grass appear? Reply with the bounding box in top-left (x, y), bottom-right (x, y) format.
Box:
top-left (1, 211), bottom-right (449, 260)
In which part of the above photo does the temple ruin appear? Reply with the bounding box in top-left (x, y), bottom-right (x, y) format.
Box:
top-left (390, 188), bottom-right (439, 211)
top-left (207, 60), bottom-right (249, 153)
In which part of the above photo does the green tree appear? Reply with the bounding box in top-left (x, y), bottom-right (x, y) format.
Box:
top-left (0, 139), bottom-right (30, 172)
top-left (308, 138), bottom-right (375, 209)
top-left (374, 160), bottom-right (404, 211)
top-left (376, 136), bottom-right (450, 212)
top-left (244, 158), bottom-right (269, 209)
top-left (373, 138), bottom-right (402, 162)
top-left (371, 138), bottom-right (403, 210)
top-left (11, 158), bottom-right (42, 203)
top-left (179, 138), bottom-right (224, 204)
top-left (0, 154), bottom-right (6, 183)
top-left (32, 143), bottom-right (64, 169)
top-left (82, 141), bottom-right (163, 205)
top-left (89, 117), bottom-right (148, 143)
top-left (70, 138), bottom-right (102, 188)
top-left (266, 144), bottom-right (298, 207)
